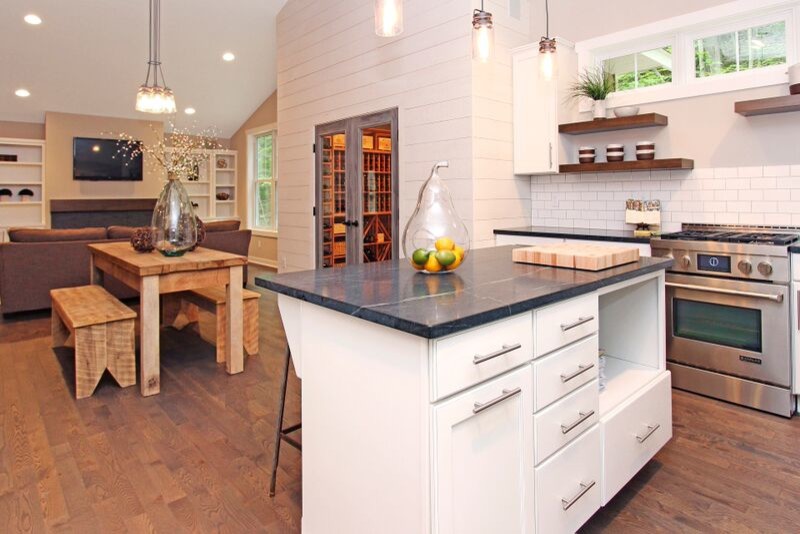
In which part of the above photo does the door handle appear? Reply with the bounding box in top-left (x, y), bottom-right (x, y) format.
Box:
top-left (560, 363), bottom-right (595, 383)
top-left (560, 316), bottom-right (595, 332)
top-left (549, 142), bottom-right (553, 169)
top-left (473, 343), bottom-right (522, 365)
top-left (561, 481), bottom-right (596, 511)
top-left (560, 410), bottom-right (595, 434)
top-left (636, 424), bottom-right (661, 443)
top-left (472, 387), bottom-right (521, 415)
top-left (666, 282), bottom-right (783, 302)
top-left (343, 220), bottom-right (360, 228)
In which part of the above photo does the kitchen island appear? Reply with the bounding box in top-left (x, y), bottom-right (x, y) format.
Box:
top-left (257, 246), bottom-right (673, 534)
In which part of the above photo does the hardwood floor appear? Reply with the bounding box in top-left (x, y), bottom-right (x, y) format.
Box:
top-left (1, 266), bottom-right (799, 532)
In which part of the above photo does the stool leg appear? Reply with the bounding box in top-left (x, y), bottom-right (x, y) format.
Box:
top-left (269, 346), bottom-right (292, 497)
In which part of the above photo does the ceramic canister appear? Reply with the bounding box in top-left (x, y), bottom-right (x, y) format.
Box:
top-left (578, 146), bottom-right (596, 164)
top-left (606, 144), bottom-right (624, 162)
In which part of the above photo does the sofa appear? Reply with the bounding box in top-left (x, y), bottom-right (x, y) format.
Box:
top-left (0, 220), bottom-right (251, 315)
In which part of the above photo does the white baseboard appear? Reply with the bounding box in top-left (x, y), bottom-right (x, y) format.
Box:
top-left (249, 256), bottom-right (278, 269)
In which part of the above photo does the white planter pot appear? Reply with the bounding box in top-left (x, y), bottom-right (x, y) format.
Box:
top-left (593, 100), bottom-right (607, 120)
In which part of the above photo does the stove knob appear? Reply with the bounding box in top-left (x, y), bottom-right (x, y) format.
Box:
top-left (758, 262), bottom-right (773, 276)
top-left (681, 255), bottom-right (691, 268)
top-left (738, 260), bottom-right (753, 275)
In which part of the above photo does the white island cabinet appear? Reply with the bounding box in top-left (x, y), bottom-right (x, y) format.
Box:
top-left (260, 247), bottom-right (672, 534)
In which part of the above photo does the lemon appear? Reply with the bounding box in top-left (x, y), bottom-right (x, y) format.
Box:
top-left (435, 237), bottom-right (455, 251)
top-left (411, 260), bottom-right (425, 271)
top-left (454, 245), bottom-right (465, 257)
top-left (412, 248), bottom-right (430, 265)
top-left (435, 250), bottom-right (456, 267)
top-left (446, 250), bottom-right (463, 271)
top-left (424, 254), bottom-right (443, 272)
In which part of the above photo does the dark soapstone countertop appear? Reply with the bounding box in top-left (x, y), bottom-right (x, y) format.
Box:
top-left (494, 226), bottom-right (651, 244)
top-left (256, 246), bottom-right (672, 339)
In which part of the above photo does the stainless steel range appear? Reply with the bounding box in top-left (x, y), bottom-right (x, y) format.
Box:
top-left (651, 224), bottom-right (798, 417)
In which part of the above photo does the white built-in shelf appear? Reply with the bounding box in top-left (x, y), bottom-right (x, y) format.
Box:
top-left (215, 200), bottom-right (235, 204)
top-left (215, 168), bottom-right (235, 172)
top-left (0, 161), bottom-right (43, 167)
top-left (0, 201), bottom-right (43, 206)
top-left (0, 181), bottom-right (42, 185)
top-left (599, 357), bottom-right (661, 416)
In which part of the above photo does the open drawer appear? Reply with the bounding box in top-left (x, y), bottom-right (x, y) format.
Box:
top-left (600, 371), bottom-right (672, 504)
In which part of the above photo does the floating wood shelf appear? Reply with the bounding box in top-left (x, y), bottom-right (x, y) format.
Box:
top-left (734, 94), bottom-right (800, 116)
top-left (559, 158), bottom-right (694, 174)
top-left (558, 113), bottom-right (668, 135)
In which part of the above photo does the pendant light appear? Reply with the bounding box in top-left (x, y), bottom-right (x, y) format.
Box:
top-left (375, 0), bottom-right (403, 37)
top-left (135, 0), bottom-right (176, 114)
top-left (538, 0), bottom-right (557, 81)
top-left (472, 1), bottom-right (494, 63)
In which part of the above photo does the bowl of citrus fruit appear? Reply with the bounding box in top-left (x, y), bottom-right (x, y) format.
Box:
top-left (410, 236), bottom-right (466, 273)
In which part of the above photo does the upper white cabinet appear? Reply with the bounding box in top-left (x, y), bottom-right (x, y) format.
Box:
top-left (512, 39), bottom-right (577, 175)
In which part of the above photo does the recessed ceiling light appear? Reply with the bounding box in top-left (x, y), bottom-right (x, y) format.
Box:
top-left (184, 107), bottom-right (196, 115)
top-left (24, 14), bottom-right (42, 25)
top-left (15, 88), bottom-right (31, 98)
top-left (222, 52), bottom-right (235, 62)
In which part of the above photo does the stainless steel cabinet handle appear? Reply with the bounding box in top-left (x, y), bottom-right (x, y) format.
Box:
top-left (473, 343), bottom-right (522, 365)
top-left (666, 282), bottom-right (783, 303)
top-left (473, 387), bottom-right (522, 414)
top-left (560, 316), bottom-right (595, 332)
top-left (560, 410), bottom-right (595, 434)
top-left (561, 480), bottom-right (596, 511)
top-left (549, 142), bottom-right (553, 169)
top-left (636, 424), bottom-right (661, 443)
top-left (560, 363), bottom-right (595, 383)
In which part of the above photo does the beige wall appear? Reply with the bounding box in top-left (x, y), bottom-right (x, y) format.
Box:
top-left (0, 120), bottom-right (45, 140)
top-left (230, 91), bottom-right (278, 266)
top-left (44, 112), bottom-right (166, 225)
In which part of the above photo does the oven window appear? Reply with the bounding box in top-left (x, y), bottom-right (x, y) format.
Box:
top-left (673, 298), bottom-right (762, 353)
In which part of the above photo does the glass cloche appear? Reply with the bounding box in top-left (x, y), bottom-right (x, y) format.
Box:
top-left (402, 161), bottom-right (469, 273)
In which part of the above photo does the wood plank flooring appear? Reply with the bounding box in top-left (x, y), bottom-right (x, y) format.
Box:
top-left (0, 265), bottom-right (799, 532)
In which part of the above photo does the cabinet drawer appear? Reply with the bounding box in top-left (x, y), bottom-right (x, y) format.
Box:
top-left (535, 425), bottom-right (601, 534)
top-left (601, 371), bottom-right (672, 504)
top-left (533, 335), bottom-right (599, 411)
top-left (432, 314), bottom-right (533, 401)
top-left (534, 294), bottom-right (598, 358)
top-left (533, 380), bottom-right (599, 465)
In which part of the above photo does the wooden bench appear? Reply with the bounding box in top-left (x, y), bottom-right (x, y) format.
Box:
top-left (164, 287), bottom-right (260, 363)
top-left (51, 285), bottom-right (137, 399)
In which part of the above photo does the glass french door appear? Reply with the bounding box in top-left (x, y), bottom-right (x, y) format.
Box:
top-left (316, 109), bottom-right (398, 269)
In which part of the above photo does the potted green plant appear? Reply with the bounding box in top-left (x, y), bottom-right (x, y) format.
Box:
top-left (570, 67), bottom-right (615, 120)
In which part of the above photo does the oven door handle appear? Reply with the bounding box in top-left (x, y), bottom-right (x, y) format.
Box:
top-left (666, 282), bottom-right (784, 303)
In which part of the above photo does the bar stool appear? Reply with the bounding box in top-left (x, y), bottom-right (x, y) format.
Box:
top-left (269, 346), bottom-right (301, 497)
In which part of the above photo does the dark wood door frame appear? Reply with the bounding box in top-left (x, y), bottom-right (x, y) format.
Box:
top-left (314, 108), bottom-right (399, 268)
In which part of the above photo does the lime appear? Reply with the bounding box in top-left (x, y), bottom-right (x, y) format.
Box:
top-left (435, 250), bottom-right (456, 267)
top-left (412, 248), bottom-right (431, 265)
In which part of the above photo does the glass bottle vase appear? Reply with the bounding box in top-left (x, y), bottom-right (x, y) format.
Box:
top-left (151, 173), bottom-right (198, 257)
top-left (402, 161), bottom-right (469, 274)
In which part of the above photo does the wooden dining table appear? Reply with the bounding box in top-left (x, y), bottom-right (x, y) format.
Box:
top-left (88, 242), bottom-right (248, 396)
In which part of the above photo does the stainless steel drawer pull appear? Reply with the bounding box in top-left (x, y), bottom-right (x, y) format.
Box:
top-left (561, 480), bottom-right (596, 511)
top-left (560, 410), bottom-right (595, 434)
top-left (473, 387), bottom-right (522, 415)
top-left (636, 424), bottom-right (661, 443)
top-left (666, 282), bottom-right (784, 303)
top-left (560, 363), bottom-right (595, 383)
top-left (473, 343), bottom-right (522, 365)
top-left (560, 316), bottom-right (595, 332)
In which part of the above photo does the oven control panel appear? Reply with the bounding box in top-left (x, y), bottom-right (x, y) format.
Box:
top-left (650, 245), bottom-right (790, 283)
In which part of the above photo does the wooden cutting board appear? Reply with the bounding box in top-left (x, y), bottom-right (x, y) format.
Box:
top-left (512, 243), bottom-right (640, 271)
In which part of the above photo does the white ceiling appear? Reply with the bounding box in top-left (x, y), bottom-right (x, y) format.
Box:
top-left (0, 0), bottom-right (287, 137)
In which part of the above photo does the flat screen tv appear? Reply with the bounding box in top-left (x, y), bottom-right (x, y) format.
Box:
top-left (73, 137), bottom-right (143, 181)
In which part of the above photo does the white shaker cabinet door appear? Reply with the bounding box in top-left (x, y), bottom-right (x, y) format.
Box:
top-left (431, 366), bottom-right (534, 534)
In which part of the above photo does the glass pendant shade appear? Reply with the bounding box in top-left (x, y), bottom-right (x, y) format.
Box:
top-left (402, 161), bottom-right (470, 274)
top-left (472, 9), bottom-right (494, 62)
top-left (135, 85), bottom-right (176, 114)
top-left (539, 37), bottom-right (557, 81)
top-left (374, 0), bottom-right (403, 37)
top-left (151, 173), bottom-right (197, 256)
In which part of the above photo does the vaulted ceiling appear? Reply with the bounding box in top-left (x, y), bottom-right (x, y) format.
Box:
top-left (0, 0), bottom-right (287, 137)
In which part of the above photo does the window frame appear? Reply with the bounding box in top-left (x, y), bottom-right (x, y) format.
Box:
top-left (246, 124), bottom-right (278, 236)
top-left (575, 0), bottom-right (800, 111)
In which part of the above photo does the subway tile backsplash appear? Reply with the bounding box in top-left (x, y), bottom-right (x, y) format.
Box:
top-left (530, 165), bottom-right (800, 233)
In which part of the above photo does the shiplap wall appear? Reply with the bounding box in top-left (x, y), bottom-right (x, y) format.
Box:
top-left (276, 0), bottom-right (532, 270)
top-left (472, 1), bottom-right (531, 247)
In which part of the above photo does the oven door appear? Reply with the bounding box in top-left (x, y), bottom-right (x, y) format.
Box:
top-left (666, 273), bottom-right (790, 387)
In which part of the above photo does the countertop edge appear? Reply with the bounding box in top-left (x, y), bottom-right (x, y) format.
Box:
top-left (789, 246), bottom-right (800, 254)
top-left (493, 227), bottom-right (651, 244)
top-left (256, 260), bottom-right (670, 339)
